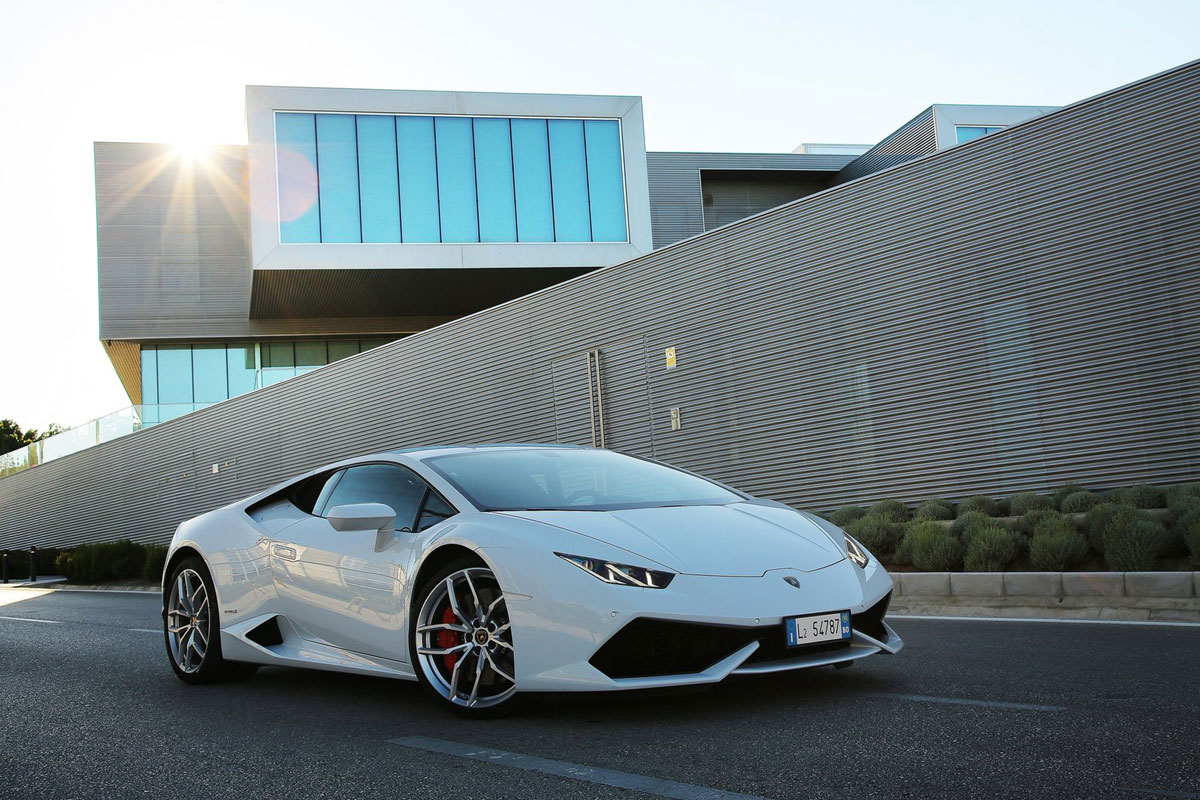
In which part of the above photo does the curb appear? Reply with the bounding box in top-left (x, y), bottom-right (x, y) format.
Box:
top-left (889, 570), bottom-right (1199, 599)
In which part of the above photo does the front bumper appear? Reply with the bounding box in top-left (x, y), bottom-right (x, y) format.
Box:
top-left (483, 546), bottom-right (900, 692)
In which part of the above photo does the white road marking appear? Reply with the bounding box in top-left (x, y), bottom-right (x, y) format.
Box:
top-left (392, 736), bottom-right (771, 800)
top-left (0, 615), bottom-right (63, 624)
top-left (891, 614), bottom-right (1200, 628)
top-left (864, 691), bottom-right (1067, 712)
top-left (129, 628), bottom-right (160, 633)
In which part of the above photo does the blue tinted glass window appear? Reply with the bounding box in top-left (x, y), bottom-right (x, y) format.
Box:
top-left (315, 114), bottom-right (361, 242)
top-left (472, 118), bottom-right (517, 243)
top-left (275, 113), bottom-right (321, 243)
top-left (227, 345), bottom-right (257, 396)
top-left (435, 117), bottom-right (479, 243)
top-left (156, 345), bottom-right (193, 404)
top-left (548, 120), bottom-right (591, 241)
top-left (295, 341), bottom-right (328, 372)
top-left (396, 116), bottom-right (441, 242)
top-left (356, 115), bottom-right (401, 242)
top-left (327, 340), bottom-right (360, 362)
top-left (511, 119), bottom-right (555, 242)
top-left (262, 341), bottom-right (295, 386)
top-left (192, 345), bottom-right (228, 404)
top-left (956, 126), bottom-right (989, 144)
top-left (583, 120), bottom-right (626, 242)
top-left (141, 346), bottom-right (158, 405)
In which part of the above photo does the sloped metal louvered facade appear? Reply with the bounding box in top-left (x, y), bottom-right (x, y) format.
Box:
top-left (2, 61), bottom-right (1199, 549)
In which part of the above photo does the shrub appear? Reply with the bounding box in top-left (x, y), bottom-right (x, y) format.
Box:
top-left (1060, 491), bottom-right (1100, 514)
top-left (59, 540), bottom-right (147, 583)
top-left (957, 515), bottom-right (1006, 547)
top-left (1008, 493), bottom-right (1051, 516)
top-left (1103, 519), bottom-right (1166, 571)
top-left (913, 498), bottom-right (954, 521)
top-left (1130, 483), bottom-right (1166, 509)
top-left (957, 495), bottom-right (997, 517)
top-left (1017, 508), bottom-right (1064, 538)
top-left (950, 511), bottom-right (992, 540)
top-left (845, 514), bottom-right (902, 556)
top-left (142, 545), bottom-right (168, 584)
top-left (867, 499), bottom-right (909, 524)
top-left (55, 550), bottom-right (73, 576)
top-left (1181, 513), bottom-right (1200, 568)
top-left (906, 521), bottom-right (963, 571)
top-left (1165, 484), bottom-right (1200, 517)
top-left (1052, 483), bottom-right (1088, 510)
top-left (1084, 502), bottom-right (1139, 554)
top-left (1029, 520), bottom-right (1089, 571)
top-left (829, 505), bottom-right (866, 526)
top-left (893, 528), bottom-right (914, 566)
top-left (964, 526), bottom-right (1017, 571)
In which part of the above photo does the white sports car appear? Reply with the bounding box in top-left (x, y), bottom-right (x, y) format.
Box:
top-left (162, 444), bottom-right (901, 715)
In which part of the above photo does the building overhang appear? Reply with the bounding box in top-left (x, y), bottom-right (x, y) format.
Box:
top-left (244, 85), bottom-right (653, 319)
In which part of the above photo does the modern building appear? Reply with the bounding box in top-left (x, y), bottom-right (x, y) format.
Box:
top-left (1, 61), bottom-right (1196, 550)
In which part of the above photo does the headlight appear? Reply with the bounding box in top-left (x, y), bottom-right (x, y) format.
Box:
top-left (555, 553), bottom-right (675, 588)
top-left (844, 534), bottom-right (870, 568)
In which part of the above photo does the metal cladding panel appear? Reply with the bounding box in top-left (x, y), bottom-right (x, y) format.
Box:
top-left (646, 152), bottom-right (854, 249)
top-left (96, 143), bottom-right (252, 341)
top-left (4, 60), bottom-right (1199, 549)
top-left (835, 107), bottom-right (938, 183)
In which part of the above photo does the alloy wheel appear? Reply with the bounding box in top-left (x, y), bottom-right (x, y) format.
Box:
top-left (166, 568), bottom-right (210, 674)
top-left (415, 567), bottom-right (516, 709)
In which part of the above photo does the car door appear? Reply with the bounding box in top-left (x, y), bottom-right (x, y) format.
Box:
top-left (270, 462), bottom-right (440, 661)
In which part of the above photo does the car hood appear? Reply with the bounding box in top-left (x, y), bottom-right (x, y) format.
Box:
top-left (498, 502), bottom-right (845, 577)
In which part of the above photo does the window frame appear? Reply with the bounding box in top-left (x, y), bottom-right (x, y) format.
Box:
top-left (313, 460), bottom-right (459, 532)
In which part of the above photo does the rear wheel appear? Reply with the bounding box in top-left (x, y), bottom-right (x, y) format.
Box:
top-left (164, 556), bottom-right (258, 684)
top-left (412, 559), bottom-right (522, 716)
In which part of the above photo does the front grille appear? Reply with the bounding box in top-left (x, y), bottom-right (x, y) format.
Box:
top-left (589, 618), bottom-right (758, 679)
top-left (590, 592), bottom-right (894, 680)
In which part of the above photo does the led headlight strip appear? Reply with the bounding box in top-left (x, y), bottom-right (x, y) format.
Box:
top-left (844, 534), bottom-right (870, 568)
top-left (555, 553), bottom-right (675, 588)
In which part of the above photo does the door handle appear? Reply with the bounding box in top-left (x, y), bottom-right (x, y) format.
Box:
top-left (272, 544), bottom-right (297, 561)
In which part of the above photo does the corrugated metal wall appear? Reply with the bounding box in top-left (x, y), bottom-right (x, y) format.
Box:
top-left (4, 61), bottom-right (1198, 549)
top-left (835, 107), bottom-right (937, 183)
top-left (646, 152), bottom-right (853, 248)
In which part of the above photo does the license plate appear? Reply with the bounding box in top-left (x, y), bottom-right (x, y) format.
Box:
top-left (785, 611), bottom-right (851, 647)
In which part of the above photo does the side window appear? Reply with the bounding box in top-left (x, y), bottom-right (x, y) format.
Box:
top-left (309, 472), bottom-right (348, 515)
top-left (321, 464), bottom-right (428, 532)
top-left (417, 491), bottom-right (457, 532)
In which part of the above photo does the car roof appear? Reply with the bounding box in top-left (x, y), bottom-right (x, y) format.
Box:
top-left (387, 442), bottom-right (585, 460)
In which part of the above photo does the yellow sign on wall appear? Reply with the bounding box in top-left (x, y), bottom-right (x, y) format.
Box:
top-left (665, 347), bottom-right (677, 369)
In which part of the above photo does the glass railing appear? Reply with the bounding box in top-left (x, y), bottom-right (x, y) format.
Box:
top-left (0, 359), bottom-right (362, 479)
top-left (0, 403), bottom-right (214, 479)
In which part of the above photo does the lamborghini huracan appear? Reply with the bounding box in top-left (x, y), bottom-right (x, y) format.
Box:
top-left (162, 444), bottom-right (901, 715)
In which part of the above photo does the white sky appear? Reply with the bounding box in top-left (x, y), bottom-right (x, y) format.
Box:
top-left (1, 0), bottom-right (1197, 432)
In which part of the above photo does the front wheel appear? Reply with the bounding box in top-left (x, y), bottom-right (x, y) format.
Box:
top-left (164, 557), bottom-right (258, 684)
top-left (412, 560), bottom-right (522, 716)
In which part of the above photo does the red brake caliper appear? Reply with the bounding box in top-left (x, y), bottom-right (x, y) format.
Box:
top-left (436, 605), bottom-right (461, 672)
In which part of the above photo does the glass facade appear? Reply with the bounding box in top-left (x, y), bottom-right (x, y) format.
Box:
top-left (140, 339), bottom-right (392, 423)
top-left (275, 112), bottom-right (627, 244)
top-left (955, 125), bottom-right (1005, 144)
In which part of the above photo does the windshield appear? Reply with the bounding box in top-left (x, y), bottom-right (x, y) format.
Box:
top-left (424, 448), bottom-right (744, 511)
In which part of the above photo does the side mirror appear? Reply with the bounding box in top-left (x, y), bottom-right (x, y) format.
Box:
top-left (327, 503), bottom-right (396, 534)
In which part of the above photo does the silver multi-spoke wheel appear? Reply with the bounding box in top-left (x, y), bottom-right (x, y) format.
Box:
top-left (415, 567), bottom-right (516, 710)
top-left (167, 568), bottom-right (210, 674)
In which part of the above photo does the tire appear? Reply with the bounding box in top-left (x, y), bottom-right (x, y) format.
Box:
top-left (163, 556), bottom-right (258, 684)
top-left (410, 557), bottom-right (527, 717)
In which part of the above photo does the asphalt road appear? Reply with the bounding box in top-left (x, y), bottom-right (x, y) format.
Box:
top-left (1, 589), bottom-right (1198, 800)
